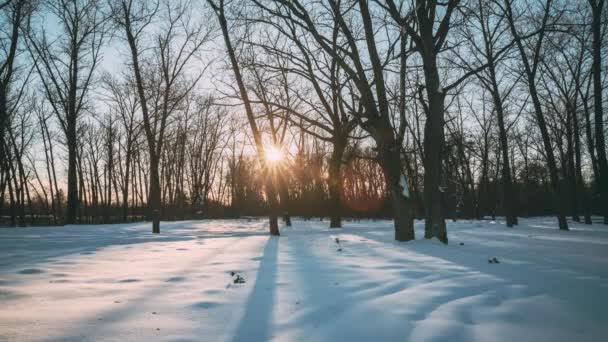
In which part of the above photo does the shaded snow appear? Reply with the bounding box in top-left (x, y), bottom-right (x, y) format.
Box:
top-left (399, 174), bottom-right (410, 198)
top-left (1, 218), bottom-right (608, 341)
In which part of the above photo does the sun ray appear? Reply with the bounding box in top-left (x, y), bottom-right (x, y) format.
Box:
top-left (265, 145), bottom-right (283, 164)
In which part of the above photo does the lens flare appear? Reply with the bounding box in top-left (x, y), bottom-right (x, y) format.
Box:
top-left (265, 145), bottom-right (283, 164)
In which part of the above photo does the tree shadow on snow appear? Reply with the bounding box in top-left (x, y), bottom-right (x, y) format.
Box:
top-left (277, 233), bottom-right (414, 342)
top-left (346, 227), bottom-right (608, 341)
top-left (231, 236), bottom-right (279, 342)
top-left (0, 220), bottom-right (273, 272)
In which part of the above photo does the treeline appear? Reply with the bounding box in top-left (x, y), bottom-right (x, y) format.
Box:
top-left (1, 0), bottom-right (607, 242)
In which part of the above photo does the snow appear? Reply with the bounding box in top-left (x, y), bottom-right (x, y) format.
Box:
top-left (400, 174), bottom-right (410, 198)
top-left (1, 218), bottom-right (608, 341)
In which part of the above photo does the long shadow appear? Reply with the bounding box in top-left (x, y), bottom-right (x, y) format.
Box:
top-left (278, 232), bottom-right (417, 342)
top-left (231, 236), bottom-right (279, 342)
top-left (276, 220), bottom-right (607, 340)
top-left (282, 234), bottom-right (352, 317)
top-left (52, 235), bottom-right (243, 341)
top-left (349, 227), bottom-right (608, 335)
top-left (0, 220), bottom-right (273, 272)
top-left (0, 222), bottom-right (192, 271)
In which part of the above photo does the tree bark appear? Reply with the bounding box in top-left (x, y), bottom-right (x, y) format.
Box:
top-left (123, 142), bottom-right (132, 222)
top-left (590, 0), bottom-right (608, 223)
top-left (566, 105), bottom-right (579, 222)
top-left (574, 98), bottom-right (592, 224)
top-left (380, 148), bottom-right (415, 241)
top-left (0, 0), bottom-right (23, 196)
top-left (66, 119), bottom-right (78, 224)
top-left (489, 68), bottom-right (517, 226)
top-left (266, 178), bottom-right (280, 235)
top-left (328, 140), bottom-right (345, 228)
top-left (149, 155), bottom-right (161, 234)
top-left (278, 180), bottom-right (292, 227)
top-left (422, 70), bottom-right (448, 243)
top-left (375, 124), bottom-right (415, 241)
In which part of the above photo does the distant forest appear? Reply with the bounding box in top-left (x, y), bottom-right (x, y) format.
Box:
top-left (1, 0), bottom-right (607, 241)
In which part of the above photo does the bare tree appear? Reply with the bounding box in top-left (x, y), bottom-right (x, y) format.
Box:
top-left (0, 0), bottom-right (30, 204)
top-left (184, 96), bottom-right (227, 217)
top-left (242, 10), bottom-right (359, 228)
top-left (384, 0), bottom-right (470, 242)
top-left (112, 0), bottom-right (211, 233)
top-left (26, 0), bottom-right (106, 224)
top-left (503, 0), bottom-right (568, 230)
top-left (539, 11), bottom-right (592, 224)
top-left (252, 0), bottom-right (416, 241)
top-left (589, 0), bottom-right (607, 223)
top-left (206, 0), bottom-right (280, 235)
top-left (101, 73), bottom-right (140, 222)
top-left (461, 0), bottom-right (519, 226)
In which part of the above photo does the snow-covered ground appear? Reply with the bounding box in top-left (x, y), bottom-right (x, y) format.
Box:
top-left (1, 218), bottom-right (607, 341)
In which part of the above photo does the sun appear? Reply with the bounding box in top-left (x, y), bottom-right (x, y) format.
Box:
top-left (265, 145), bottom-right (283, 164)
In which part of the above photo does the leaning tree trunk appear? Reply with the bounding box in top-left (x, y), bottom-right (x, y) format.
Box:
top-left (506, 0), bottom-right (568, 230)
top-left (209, 0), bottom-right (280, 236)
top-left (531, 86), bottom-right (569, 230)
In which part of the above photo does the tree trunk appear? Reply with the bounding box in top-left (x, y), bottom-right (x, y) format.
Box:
top-left (489, 70), bottom-right (517, 226)
top-left (566, 107), bottom-right (579, 222)
top-left (0, 1), bottom-right (22, 200)
top-left (423, 77), bottom-right (448, 243)
top-left (0, 90), bottom-right (7, 176)
top-left (149, 154), bottom-right (161, 234)
top-left (505, 0), bottom-right (568, 230)
top-left (266, 178), bottom-right (280, 236)
top-left (278, 174), bottom-right (291, 227)
top-left (376, 128), bottom-right (415, 242)
top-left (209, 0), bottom-right (280, 236)
top-left (531, 91), bottom-right (569, 230)
top-left (591, 0), bottom-right (608, 224)
top-left (574, 97), bottom-right (592, 225)
top-left (391, 185), bottom-right (414, 241)
top-left (66, 120), bottom-right (78, 224)
top-left (123, 147), bottom-right (131, 222)
top-left (6, 166), bottom-right (16, 227)
top-left (529, 84), bottom-right (569, 230)
top-left (328, 140), bottom-right (345, 228)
